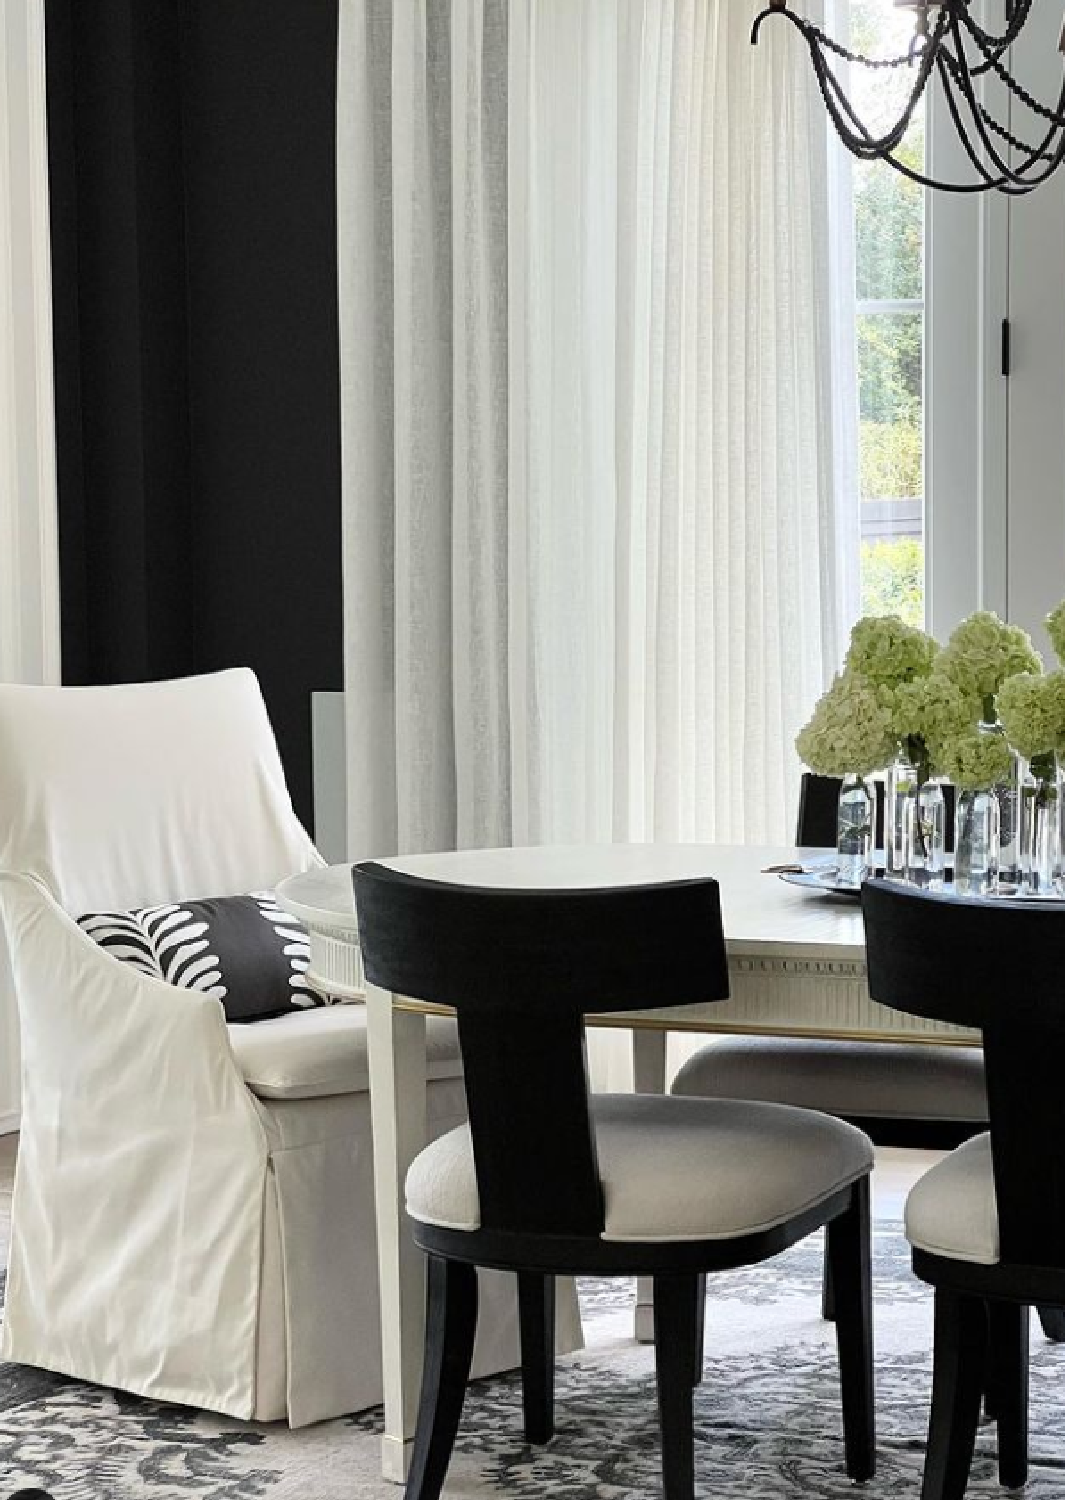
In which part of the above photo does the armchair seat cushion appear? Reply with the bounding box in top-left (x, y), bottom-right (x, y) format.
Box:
top-left (229, 1006), bottom-right (464, 1100)
top-left (671, 1036), bottom-right (988, 1123)
top-left (406, 1093), bottom-right (873, 1242)
top-left (905, 1132), bottom-right (999, 1265)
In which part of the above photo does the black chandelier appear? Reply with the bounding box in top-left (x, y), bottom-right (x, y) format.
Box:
top-left (751, 0), bottom-right (1065, 194)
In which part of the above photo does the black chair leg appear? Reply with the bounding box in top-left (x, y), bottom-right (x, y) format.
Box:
top-left (517, 1271), bottom-right (555, 1444)
top-left (692, 1274), bottom-right (707, 1386)
top-left (987, 1301), bottom-right (1028, 1490)
top-left (406, 1256), bottom-right (479, 1500)
top-left (921, 1290), bottom-right (988, 1500)
top-left (826, 1175), bottom-right (875, 1481)
top-left (653, 1273), bottom-right (700, 1500)
top-left (1036, 1304), bottom-right (1065, 1342)
top-left (822, 1243), bottom-right (837, 1322)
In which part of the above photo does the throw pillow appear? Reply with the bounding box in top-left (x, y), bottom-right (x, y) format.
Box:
top-left (77, 891), bottom-right (341, 1023)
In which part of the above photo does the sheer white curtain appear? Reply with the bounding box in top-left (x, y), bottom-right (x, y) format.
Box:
top-left (337, 0), bottom-right (857, 861)
top-left (0, 0), bottom-right (61, 1127)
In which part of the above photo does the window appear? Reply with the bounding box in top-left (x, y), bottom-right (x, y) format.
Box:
top-left (849, 2), bottom-right (927, 628)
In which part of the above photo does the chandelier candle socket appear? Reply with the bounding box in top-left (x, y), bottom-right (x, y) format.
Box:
top-left (752, 0), bottom-right (1065, 195)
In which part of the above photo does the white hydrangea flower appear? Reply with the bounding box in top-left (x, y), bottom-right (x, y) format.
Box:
top-left (938, 728), bottom-right (1014, 791)
top-left (997, 670), bottom-right (1065, 762)
top-left (936, 611), bottom-right (1042, 715)
top-left (795, 671), bottom-right (897, 777)
top-left (843, 615), bottom-right (939, 689)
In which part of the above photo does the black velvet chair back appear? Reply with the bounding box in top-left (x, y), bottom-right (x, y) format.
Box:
top-left (354, 861), bottom-right (730, 1239)
top-left (862, 880), bottom-right (1065, 1269)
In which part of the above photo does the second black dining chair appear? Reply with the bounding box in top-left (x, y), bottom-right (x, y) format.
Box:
top-left (864, 880), bottom-right (1065, 1500)
top-left (354, 859), bottom-right (876, 1500)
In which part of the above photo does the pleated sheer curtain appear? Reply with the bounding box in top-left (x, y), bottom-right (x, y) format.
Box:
top-left (337, 0), bottom-right (858, 862)
top-left (0, 0), bottom-right (61, 1125)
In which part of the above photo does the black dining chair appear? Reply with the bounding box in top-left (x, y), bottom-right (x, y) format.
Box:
top-left (354, 860), bottom-right (875, 1500)
top-left (673, 773), bottom-right (986, 1153)
top-left (863, 879), bottom-right (1065, 1499)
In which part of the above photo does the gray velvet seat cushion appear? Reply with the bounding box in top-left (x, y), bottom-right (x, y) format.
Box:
top-left (406, 1093), bottom-right (873, 1243)
top-left (228, 1007), bottom-right (463, 1100)
top-left (905, 1132), bottom-right (999, 1265)
top-left (671, 1036), bottom-right (987, 1123)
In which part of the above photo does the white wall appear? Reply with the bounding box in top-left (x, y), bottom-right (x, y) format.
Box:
top-left (0, 0), bottom-right (62, 1132)
top-left (1004, 10), bottom-right (1065, 662)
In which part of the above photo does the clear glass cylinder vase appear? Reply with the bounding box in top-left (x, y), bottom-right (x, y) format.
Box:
top-left (954, 788), bottom-right (1001, 898)
top-left (906, 778), bottom-right (947, 888)
top-left (886, 755), bottom-right (916, 878)
top-left (1022, 757), bottom-right (1059, 896)
top-left (980, 718), bottom-right (1022, 883)
top-left (836, 773), bottom-right (873, 889)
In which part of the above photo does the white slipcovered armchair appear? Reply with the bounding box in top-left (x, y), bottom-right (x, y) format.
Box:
top-left (0, 669), bottom-right (577, 1425)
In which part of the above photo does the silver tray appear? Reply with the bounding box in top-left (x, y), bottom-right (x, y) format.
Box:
top-left (778, 868), bottom-right (863, 902)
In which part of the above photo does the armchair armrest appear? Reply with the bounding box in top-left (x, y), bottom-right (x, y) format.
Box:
top-left (0, 871), bottom-right (258, 1116)
top-left (0, 871), bottom-right (272, 1415)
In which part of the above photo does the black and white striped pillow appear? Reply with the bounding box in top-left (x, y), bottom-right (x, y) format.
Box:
top-left (77, 891), bottom-right (342, 1023)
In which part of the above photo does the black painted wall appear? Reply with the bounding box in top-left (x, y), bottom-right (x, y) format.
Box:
top-left (45, 0), bottom-right (343, 831)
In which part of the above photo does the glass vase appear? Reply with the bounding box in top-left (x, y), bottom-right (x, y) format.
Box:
top-left (906, 778), bottom-right (947, 888)
top-left (1021, 756), bottom-right (1059, 896)
top-left (886, 755), bottom-right (916, 878)
top-left (953, 788), bottom-right (1000, 898)
top-left (979, 717), bottom-right (1022, 883)
top-left (836, 773), bottom-right (873, 889)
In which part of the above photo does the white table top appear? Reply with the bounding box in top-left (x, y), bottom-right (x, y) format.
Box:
top-left (277, 844), bottom-right (866, 962)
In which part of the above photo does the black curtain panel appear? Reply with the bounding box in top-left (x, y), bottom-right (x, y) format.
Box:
top-left (44, 0), bottom-right (344, 832)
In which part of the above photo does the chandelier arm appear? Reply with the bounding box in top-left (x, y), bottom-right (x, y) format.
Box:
top-left (818, 10), bottom-right (945, 157)
top-left (960, 0), bottom-right (1032, 57)
top-left (939, 19), bottom-right (1022, 181)
top-left (932, 52), bottom-right (1005, 186)
top-left (943, 52), bottom-right (1065, 168)
top-left (967, 33), bottom-right (1065, 128)
top-left (942, 30), bottom-right (1065, 185)
top-left (809, 39), bottom-right (926, 157)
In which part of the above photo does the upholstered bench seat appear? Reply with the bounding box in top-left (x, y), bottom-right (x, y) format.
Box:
top-left (228, 1006), bottom-right (464, 1100)
top-left (905, 1131), bottom-right (998, 1266)
top-left (672, 1036), bottom-right (988, 1123)
top-left (406, 1093), bottom-right (873, 1243)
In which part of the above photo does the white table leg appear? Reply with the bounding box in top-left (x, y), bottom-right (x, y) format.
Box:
top-left (632, 1028), bottom-right (668, 1343)
top-left (366, 986), bottom-right (429, 1483)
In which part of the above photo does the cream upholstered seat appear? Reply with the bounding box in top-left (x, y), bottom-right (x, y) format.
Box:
top-left (904, 1133), bottom-right (998, 1266)
top-left (673, 1037), bottom-right (988, 1124)
top-left (229, 1007), bottom-right (462, 1100)
top-left (408, 1093), bottom-right (872, 1242)
top-left (0, 671), bottom-right (579, 1428)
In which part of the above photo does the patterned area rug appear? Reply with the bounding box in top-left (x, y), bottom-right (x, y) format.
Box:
top-left (2, 1231), bottom-right (1065, 1499)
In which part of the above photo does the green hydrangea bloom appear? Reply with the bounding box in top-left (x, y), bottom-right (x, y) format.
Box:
top-left (795, 671), bottom-right (898, 777)
top-left (935, 611), bottom-right (1042, 715)
top-left (938, 728), bottom-right (1014, 791)
top-left (996, 671), bottom-right (1065, 761)
top-left (1046, 600), bottom-right (1065, 667)
top-left (843, 614), bottom-right (939, 688)
top-left (890, 671), bottom-right (981, 774)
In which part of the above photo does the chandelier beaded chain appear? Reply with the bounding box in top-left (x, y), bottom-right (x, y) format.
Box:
top-left (751, 0), bottom-right (1065, 194)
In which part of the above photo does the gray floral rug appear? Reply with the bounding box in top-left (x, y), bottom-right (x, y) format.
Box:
top-left (2, 1232), bottom-right (1064, 1499)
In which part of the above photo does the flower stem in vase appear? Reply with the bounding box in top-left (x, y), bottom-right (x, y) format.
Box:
top-left (836, 774), bottom-right (873, 889)
top-left (1023, 752), bottom-right (1059, 895)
